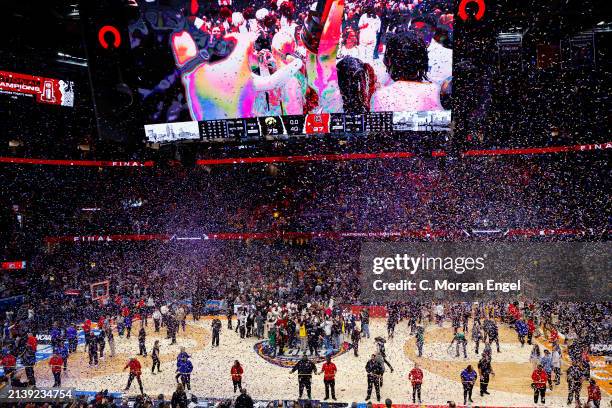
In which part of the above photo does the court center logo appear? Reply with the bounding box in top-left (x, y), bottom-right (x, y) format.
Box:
top-left (254, 340), bottom-right (351, 368)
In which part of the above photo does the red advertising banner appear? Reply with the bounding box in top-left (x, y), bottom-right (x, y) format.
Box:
top-left (195, 142), bottom-right (612, 165)
top-left (341, 305), bottom-right (388, 318)
top-left (0, 70), bottom-right (74, 107)
top-left (1, 261), bottom-right (26, 270)
top-left (0, 142), bottom-right (607, 169)
top-left (44, 229), bottom-right (597, 244)
top-left (463, 141), bottom-right (612, 156)
top-left (0, 157), bottom-right (154, 167)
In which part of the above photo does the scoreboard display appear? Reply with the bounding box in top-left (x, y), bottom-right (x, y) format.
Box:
top-left (199, 120), bottom-right (229, 141)
top-left (195, 112), bottom-right (394, 142)
top-left (282, 115), bottom-right (307, 135)
top-left (329, 114), bottom-right (346, 134)
top-left (244, 118), bottom-right (261, 140)
top-left (226, 119), bottom-right (247, 140)
top-left (344, 114), bottom-right (365, 133)
top-left (365, 112), bottom-right (394, 132)
top-left (259, 116), bottom-right (285, 137)
top-left (305, 114), bottom-right (330, 134)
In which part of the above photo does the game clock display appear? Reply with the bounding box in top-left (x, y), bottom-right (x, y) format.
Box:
top-left (282, 115), bottom-right (307, 135)
top-left (329, 113), bottom-right (346, 134)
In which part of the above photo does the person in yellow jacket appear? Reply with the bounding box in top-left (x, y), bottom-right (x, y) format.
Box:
top-left (299, 321), bottom-right (308, 353)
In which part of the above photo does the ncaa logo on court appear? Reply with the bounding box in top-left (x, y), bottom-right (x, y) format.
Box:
top-left (253, 341), bottom-right (351, 368)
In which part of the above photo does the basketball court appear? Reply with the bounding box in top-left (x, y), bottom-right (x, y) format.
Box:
top-left (25, 317), bottom-right (611, 407)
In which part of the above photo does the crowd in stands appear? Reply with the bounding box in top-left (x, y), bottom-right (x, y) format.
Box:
top-left (1, 153), bottom-right (607, 247)
top-left (4, 239), bottom-right (358, 328)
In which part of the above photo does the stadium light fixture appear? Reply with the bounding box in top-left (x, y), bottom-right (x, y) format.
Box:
top-left (57, 52), bottom-right (88, 67)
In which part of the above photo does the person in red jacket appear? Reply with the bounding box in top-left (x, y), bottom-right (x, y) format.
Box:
top-left (83, 319), bottom-right (92, 341)
top-left (587, 379), bottom-right (601, 408)
top-left (123, 357), bottom-right (144, 394)
top-left (549, 327), bottom-right (559, 346)
top-left (531, 364), bottom-right (548, 404)
top-left (49, 352), bottom-right (63, 387)
top-left (526, 319), bottom-right (536, 345)
top-left (321, 355), bottom-right (337, 401)
top-left (231, 360), bottom-right (244, 393)
top-left (408, 362), bottom-right (423, 404)
top-left (508, 302), bottom-right (521, 324)
top-left (137, 298), bottom-right (146, 325)
top-left (27, 332), bottom-right (38, 352)
top-left (98, 316), bottom-right (106, 330)
top-left (1, 351), bottom-right (17, 384)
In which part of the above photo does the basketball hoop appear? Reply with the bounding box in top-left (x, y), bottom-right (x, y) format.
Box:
top-left (91, 280), bottom-right (110, 302)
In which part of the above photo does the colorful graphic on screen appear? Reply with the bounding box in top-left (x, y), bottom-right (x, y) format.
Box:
top-left (128, 0), bottom-right (452, 137)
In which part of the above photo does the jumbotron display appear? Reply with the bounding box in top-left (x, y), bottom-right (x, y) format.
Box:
top-left (130, 0), bottom-right (453, 142)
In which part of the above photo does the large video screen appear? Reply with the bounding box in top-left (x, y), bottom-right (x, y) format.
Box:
top-left (130, 0), bottom-right (453, 141)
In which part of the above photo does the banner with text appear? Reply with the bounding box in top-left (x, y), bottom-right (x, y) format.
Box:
top-left (1, 261), bottom-right (26, 270)
top-left (0, 70), bottom-right (74, 107)
top-left (359, 242), bottom-right (610, 301)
